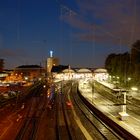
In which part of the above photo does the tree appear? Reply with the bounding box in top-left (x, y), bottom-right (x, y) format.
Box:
top-left (105, 53), bottom-right (116, 75)
top-left (105, 52), bottom-right (130, 86)
top-left (131, 40), bottom-right (140, 85)
top-left (131, 40), bottom-right (140, 64)
top-left (105, 40), bottom-right (140, 87)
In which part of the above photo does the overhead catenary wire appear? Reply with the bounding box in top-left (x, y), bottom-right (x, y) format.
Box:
top-left (60, 4), bottom-right (77, 67)
top-left (57, 0), bottom-right (140, 70)
top-left (59, 2), bottom-right (123, 69)
top-left (58, 2), bottom-right (123, 46)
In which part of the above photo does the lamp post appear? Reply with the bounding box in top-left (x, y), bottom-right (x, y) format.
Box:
top-left (118, 90), bottom-right (129, 120)
top-left (122, 91), bottom-right (126, 113)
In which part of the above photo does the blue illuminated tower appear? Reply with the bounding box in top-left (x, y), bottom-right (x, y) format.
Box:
top-left (46, 51), bottom-right (59, 73)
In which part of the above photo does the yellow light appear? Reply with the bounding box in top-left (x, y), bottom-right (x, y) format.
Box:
top-left (128, 77), bottom-right (131, 81)
top-left (131, 87), bottom-right (138, 91)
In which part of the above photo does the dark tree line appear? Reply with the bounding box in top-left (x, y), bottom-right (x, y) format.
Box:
top-left (105, 40), bottom-right (140, 87)
top-left (0, 59), bottom-right (4, 72)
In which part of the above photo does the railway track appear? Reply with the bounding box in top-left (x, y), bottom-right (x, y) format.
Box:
top-left (15, 98), bottom-right (42, 140)
top-left (71, 88), bottom-right (123, 140)
top-left (15, 85), bottom-right (46, 140)
top-left (56, 91), bottom-right (73, 140)
top-left (57, 82), bottom-right (122, 140)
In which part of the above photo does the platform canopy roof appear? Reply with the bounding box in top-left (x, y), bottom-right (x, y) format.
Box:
top-left (77, 68), bottom-right (92, 73)
top-left (94, 68), bottom-right (107, 73)
top-left (62, 69), bottom-right (75, 73)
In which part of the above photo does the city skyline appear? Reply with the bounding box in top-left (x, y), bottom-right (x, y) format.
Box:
top-left (0, 0), bottom-right (140, 69)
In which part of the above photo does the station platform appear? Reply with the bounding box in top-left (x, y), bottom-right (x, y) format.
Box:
top-left (79, 84), bottom-right (140, 139)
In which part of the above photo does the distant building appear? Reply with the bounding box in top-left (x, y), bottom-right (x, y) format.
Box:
top-left (94, 68), bottom-right (109, 81)
top-left (76, 68), bottom-right (92, 79)
top-left (0, 59), bottom-right (4, 72)
top-left (14, 65), bottom-right (45, 81)
top-left (46, 51), bottom-right (59, 73)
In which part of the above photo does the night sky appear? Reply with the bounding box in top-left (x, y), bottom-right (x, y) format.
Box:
top-left (0, 0), bottom-right (140, 69)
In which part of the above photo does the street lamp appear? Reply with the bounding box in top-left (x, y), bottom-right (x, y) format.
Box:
top-left (128, 77), bottom-right (131, 81)
top-left (126, 77), bottom-right (131, 90)
top-left (24, 76), bottom-right (28, 81)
